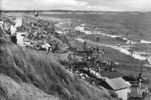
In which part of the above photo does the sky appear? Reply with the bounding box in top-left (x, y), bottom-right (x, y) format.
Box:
top-left (1, 0), bottom-right (151, 11)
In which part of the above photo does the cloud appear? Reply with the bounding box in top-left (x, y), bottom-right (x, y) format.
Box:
top-left (119, 0), bottom-right (151, 11)
top-left (1, 0), bottom-right (151, 11)
top-left (1, 0), bottom-right (36, 10)
top-left (34, 0), bottom-right (89, 10)
top-left (82, 0), bottom-right (151, 11)
top-left (1, 0), bottom-right (89, 10)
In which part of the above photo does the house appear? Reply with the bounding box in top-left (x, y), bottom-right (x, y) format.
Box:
top-left (15, 17), bottom-right (22, 28)
top-left (102, 77), bottom-right (131, 100)
top-left (0, 21), bottom-right (4, 29)
top-left (16, 32), bottom-right (27, 46)
top-left (10, 25), bottom-right (17, 35)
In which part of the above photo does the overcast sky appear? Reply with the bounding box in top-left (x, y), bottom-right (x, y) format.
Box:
top-left (1, 0), bottom-right (151, 11)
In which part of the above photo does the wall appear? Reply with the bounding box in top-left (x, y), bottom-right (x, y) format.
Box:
top-left (115, 88), bottom-right (130, 100)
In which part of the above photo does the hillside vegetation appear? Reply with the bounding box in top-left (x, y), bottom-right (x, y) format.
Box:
top-left (0, 38), bottom-right (114, 100)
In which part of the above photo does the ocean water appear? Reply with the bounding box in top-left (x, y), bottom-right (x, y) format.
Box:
top-left (40, 12), bottom-right (151, 65)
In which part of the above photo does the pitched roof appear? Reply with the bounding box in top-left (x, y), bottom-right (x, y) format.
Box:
top-left (105, 77), bottom-right (131, 90)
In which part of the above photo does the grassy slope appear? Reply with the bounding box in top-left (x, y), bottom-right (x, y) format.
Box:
top-left (0, 38), bottom-right (113, 100)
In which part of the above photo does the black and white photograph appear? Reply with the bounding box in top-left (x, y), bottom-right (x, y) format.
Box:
top-left (0, 0), bottom-right (151, 100)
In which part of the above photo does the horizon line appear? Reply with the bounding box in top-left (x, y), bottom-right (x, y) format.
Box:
top-left (0, 9), bottom-right (151, 13)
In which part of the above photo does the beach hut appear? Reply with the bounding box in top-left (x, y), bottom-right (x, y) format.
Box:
top-left (102, 77), bottom-right (131, 100)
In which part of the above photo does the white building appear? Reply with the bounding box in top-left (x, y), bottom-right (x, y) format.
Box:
top-left (16, 32), bottom-right (26, 46)
top-left (15, 17), bottom-right (23, 28)
top-left (104, 77), bottom-right (131, 100)
top-left (10, 25), bottom-right (17, 35)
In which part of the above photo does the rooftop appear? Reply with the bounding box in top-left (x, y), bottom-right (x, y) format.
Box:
top-left (105, 77), bottom-right (131, 90)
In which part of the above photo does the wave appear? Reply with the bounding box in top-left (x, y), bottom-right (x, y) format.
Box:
top-left (95, 31), bottom-right (137, 45)
top-left (75, 25), bottom-right (136, 45)
top-left (140, 40), bottom-right (151, 44)
top-left (76, 38), bottom-right (147, 61)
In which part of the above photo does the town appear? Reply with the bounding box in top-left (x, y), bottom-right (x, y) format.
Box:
top-left (0, 12), bottom-right (151, 100)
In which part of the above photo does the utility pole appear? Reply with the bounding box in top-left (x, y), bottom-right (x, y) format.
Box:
top-left (129, 46), bottom-right (135, 57)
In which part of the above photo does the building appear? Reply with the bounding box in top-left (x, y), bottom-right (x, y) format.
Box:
top-left (15, 17), bottom-right (23, 28)
top-left (16, 32), bottom-right (26, 46)
top-left (102, 77), bottom-right (131, 100)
